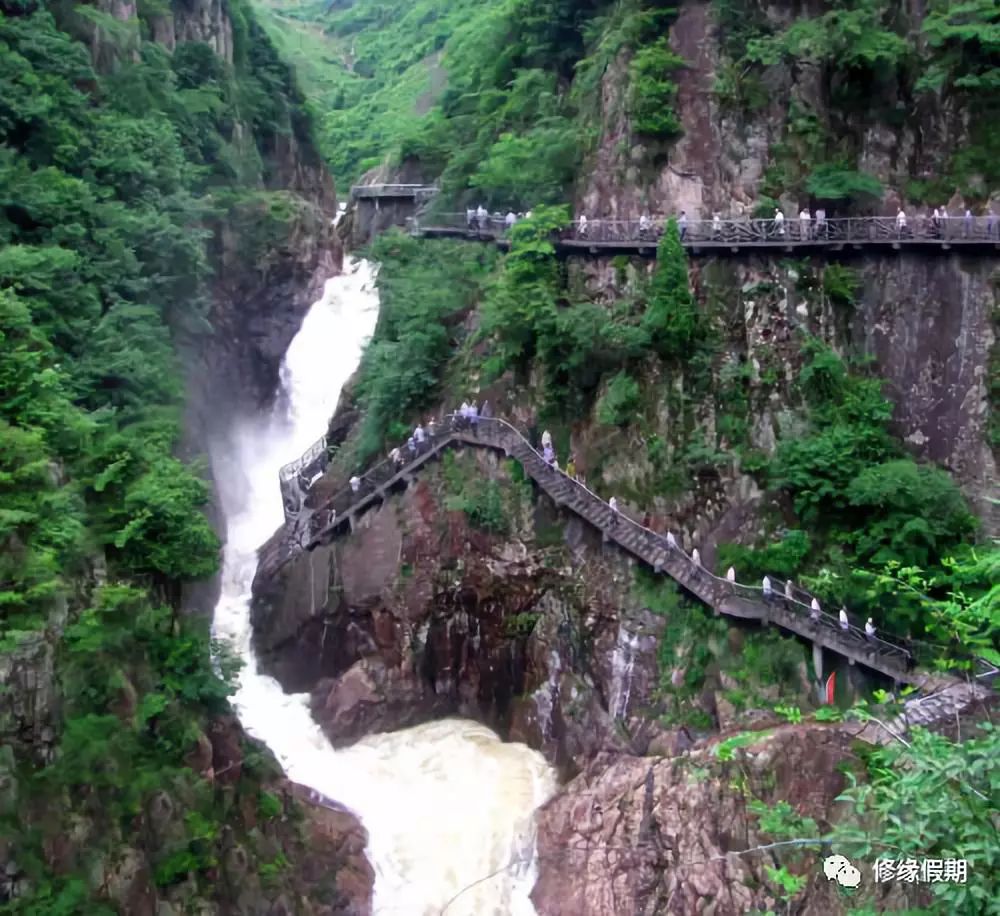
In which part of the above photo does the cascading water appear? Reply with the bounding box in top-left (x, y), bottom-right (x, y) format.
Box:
top-left (210, 258), bottom-right (557, 915)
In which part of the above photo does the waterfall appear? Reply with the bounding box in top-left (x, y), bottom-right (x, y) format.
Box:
top-left (609, 626), bottom-right (642, 720)
top-left (209, 258), bottom-right (556, 915)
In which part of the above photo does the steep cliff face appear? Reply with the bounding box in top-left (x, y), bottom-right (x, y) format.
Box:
top-left (0, 1), bottom-right (370, 912)
top-left (579, 0), bottom-right (993, 217)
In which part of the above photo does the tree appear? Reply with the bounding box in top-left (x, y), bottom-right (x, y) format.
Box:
top-left (642, 220), bottom-right (701, 360)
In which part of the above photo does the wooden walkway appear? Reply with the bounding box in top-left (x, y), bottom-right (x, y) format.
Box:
top-left (260, 416), bottom-right (1000, 690)
top-left (411, 214), bottom-right (1000, 257)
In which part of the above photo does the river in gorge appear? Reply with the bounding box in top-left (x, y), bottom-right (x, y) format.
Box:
top-left (209, 258), bottom-right (557, 915)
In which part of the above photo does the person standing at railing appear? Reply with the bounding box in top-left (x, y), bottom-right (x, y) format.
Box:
top-left (480, 400), bottom-right (491, 419)
top-left (427, 418), bottom-right (436, 439)
top-left (865, 617), bottom-right (876, 639)
top-left (407, 436), bottom-right (417, 457)
top-left (810, 598), bottom-right (821, 620)
top-left (987, 210), bottom-right (998, 239)
top-left (896, 208), bottom-right (907, 237)
top-left (773, 208), bottom-right (785, 238)
top-left (466, 207), bottom-right (475, 230)
top-left (931, 206), bottom-right (942, 238)
top-left (815, 208), bottom-right (826, 239)
top-left (390, 446), bottom-right (403, 468)
top-left (469, 401), bottom-right (479, 429)
top-left (578, 214), bottom-right (588, 239)
top-left (712, 212), bottom-right (722, 240)
top-left (608, 495), bottom-right (620, 527)
top-left (565, 454), bottom-right (576, 479)
top-left (350, 475), bottom-right (361, 493)
top-left (678, 211), bottom-right (688, 241)
top-left (964, 208), bottom-right (973, 238)
top-left (639, 212), bottom-right (652, 240)
top-left (839, 607), bottom-right (849, 631)
top-left (798, 207), bottom-right (811, 240)
top-left (541, 429), bottom-right (552, 449)
top-left (413, 423), bottom-right (426, 451)
top-left (762, 575), bottom-right (773, 601)
top-left (505, 210), bottom-right (516, 233)
top-left (476, 204), bottom-right (488, 231)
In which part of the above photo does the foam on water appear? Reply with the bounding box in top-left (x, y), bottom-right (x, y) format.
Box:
top-left (210, 258), bottom-right (556, 915)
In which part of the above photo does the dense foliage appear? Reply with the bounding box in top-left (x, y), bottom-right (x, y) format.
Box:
top-left (353, 231), bottom-right (497, 460)
top-left (0, 0), bottom-right (323, 908)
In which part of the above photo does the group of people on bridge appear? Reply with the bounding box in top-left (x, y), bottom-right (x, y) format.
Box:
top-left (301, 411), bottom-right (917, 669)
top-left (567, 205), bottom-right (999, 243)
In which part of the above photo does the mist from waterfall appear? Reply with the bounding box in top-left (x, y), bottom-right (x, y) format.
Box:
top-left (209, 258), bottom-right (556, 915)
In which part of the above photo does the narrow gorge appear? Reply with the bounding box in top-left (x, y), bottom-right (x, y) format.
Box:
top-left (1, 0), bottom-right (997, 914)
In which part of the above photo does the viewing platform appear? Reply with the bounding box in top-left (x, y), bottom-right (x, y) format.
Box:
top-left (411, 214), bottom-right (1000, 256)
top-left (349, 183), bottom-right (439, 201)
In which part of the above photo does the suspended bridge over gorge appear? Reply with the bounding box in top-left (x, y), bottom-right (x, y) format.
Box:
top-left (261, 415), bottom-right (996, 730)
top-left (409, 214), bottom-right (1000, 256)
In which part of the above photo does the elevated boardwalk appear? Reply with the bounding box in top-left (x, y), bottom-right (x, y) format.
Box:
top-left (412, 214), bottom-right (1000, 257)
top-left (349, 183), bottom-right (439, 201)
top-left (262, 416), bottom-right (996, 700)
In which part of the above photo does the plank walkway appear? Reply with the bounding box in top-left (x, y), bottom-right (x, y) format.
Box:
top-left (412, 214), bottom-right (1000, 256)
top-left (258, 415), bottom-right (995, 736)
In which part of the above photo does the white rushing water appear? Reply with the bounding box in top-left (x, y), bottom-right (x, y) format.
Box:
top-left (210, 258), bottom-right (557, 915)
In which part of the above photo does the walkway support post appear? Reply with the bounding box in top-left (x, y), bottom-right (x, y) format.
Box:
top-left (813, 642), bottom-right (824, 684)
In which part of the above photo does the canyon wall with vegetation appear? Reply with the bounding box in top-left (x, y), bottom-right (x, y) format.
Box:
top-left (0, 0), bottom-right (372, 912)
top-left (249, 0), bottom-right (999, 910)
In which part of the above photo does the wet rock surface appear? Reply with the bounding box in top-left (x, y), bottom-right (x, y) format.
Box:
top-left (531, 724), bottom-right (890, 916)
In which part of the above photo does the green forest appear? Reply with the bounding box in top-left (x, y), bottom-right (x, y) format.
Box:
top-left (257, 0), bottom-right (999, 205)
top-left (0, 0), bottom-right (336, 910)
top-left (1, 0), bottom-right (998, 911)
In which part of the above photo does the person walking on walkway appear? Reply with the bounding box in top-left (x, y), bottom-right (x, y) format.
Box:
top-left (712, 212), bottom-right (722, 240)
top-left (692, 548), bottom-right (702, 566)
top-left (350, 475), bottom-right (361, 493)
top-left (565, 455), bottom-right (576, 479)
top-left (964, 208), bottom-right (973, 238)
top-left (541, 429), bottom-right (552, 449)
top-left (466, 207), bottom-right (475, 230)
top-left (413, 423), bottom-right (425, 447)
top-left (810, 598), bottom-right (821, 620)
top-left (407, 436), bottom-right (416, 456)
top-left (505, 210), bottom-right (516, 232)
top-left (988, 210), bottom-right (998, 240)
top-left (678, 211), bottom-right (688, 241)
top-left (865, 617), bottom-right (876, 639)
top-left (773, 208), bottom-right (785, 237)
top-left (608, 495), bottom-right (619, 527)
top-left (762, 575), bottom-right (773, 601)
top-left (390, 447), bottom-right (403, 467)
top-left (578, 214), bottom-right (588, 239)
top-left (480, 400), bottom-right (491, 419)
top-left (427, 418), bottom-right (436, 439)
top-left (476, 204), bottom-right (488, 231)
top-left (469, 401), bottom-right (479, 429)
top-left (665, 531), bottom-right (678, 549)
top-left (839, 607), bottom-right (849, 631)
top-left (896, 208), bottom-right (907, 237)
top-left (799, 207), bottom-right (811, 240)
top-left (639, 212), bottom-right (651, 240)
top-left (543, 444), bottom-right (555, 465)
top-left (726, 567), bottom-right (736, 582)
top-left (815, 207), bottom-right (826, 239)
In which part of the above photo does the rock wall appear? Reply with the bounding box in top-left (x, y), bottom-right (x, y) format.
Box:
top-left (578, 0), bottom-right (991, 219)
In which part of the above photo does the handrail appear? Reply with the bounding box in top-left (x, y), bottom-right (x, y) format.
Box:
top-left (413, 213), bottom-right (1000, 245)
top-left (266, 413), bottom-right (996, 679)
top-left (350, 184), bottom-right (440, 198)
top-left (278, 435), bottom-right (328, 484)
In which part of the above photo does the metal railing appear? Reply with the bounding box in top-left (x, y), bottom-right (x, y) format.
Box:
top-left (274, 414), bottom-right (943, 677)
top-left (278, 435), bottom-right (328, 484)
top-left (414, 213), bottom-right (1000, 246)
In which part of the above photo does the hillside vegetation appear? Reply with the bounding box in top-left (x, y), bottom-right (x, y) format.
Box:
top-left (0, 1), bottom-right (346, 910)
top-left (256, 0), bottom-right (999, 205)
